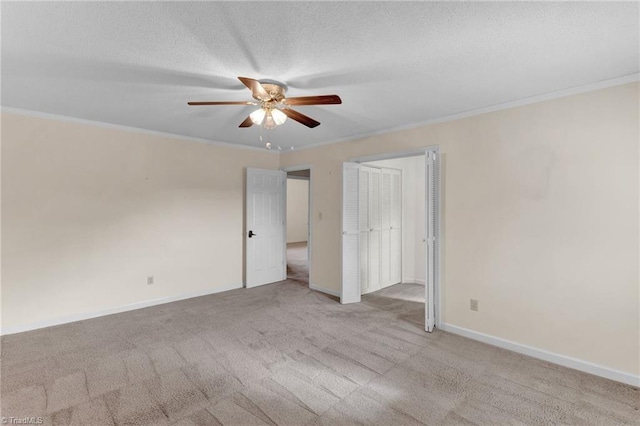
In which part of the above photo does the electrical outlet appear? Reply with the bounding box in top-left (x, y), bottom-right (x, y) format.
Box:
top-left (147, 276), bottom-right (154, 285)
top-left (470, 299), bottom-right (478, 311)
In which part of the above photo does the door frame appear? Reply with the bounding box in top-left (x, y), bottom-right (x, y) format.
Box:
top-left (348, 146), bottom-right (442, 329)
top-left (281, 164), bottom-right (313, 288)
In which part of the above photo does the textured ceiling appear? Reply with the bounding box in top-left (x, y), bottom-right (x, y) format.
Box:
top-left (2, 1), bottom-right (638, 150)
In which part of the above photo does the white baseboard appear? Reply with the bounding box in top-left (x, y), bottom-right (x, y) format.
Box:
top-left (403, 278), bottom-right (425, 285)
top-left (0, 282), bottom-right (243, 336)
top-left (309, 283), bottom-right (341, 298)
top-left (439, 323), bottom-right (640, 387)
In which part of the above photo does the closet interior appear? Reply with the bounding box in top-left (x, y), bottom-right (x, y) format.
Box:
top-left (359, 155), bottom-right (426, 295)
top-left (358, 165), bottom-right (402, 294)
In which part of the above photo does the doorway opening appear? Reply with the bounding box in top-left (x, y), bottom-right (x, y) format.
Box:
top-left (358, 155), bottom-right (426, 326)
top-left (342, 147), bottom-right (440, 332)
top-left (285, 167), bottom-right (311, 286)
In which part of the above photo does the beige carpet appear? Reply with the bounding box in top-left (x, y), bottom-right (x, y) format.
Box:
top-left (1, 274), bottom-right (638, 425)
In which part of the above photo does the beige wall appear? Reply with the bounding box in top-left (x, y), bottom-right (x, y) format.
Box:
top-left (286, 178), bottom-right (309, 243)
top-left (364, 156), bottom-right (426, 285)
top-left (2, 82), bottom-right (638, 377)
top-left (280, 82), bottom-right (640, 376)
top-left (1, 112), bottom-right (278, 331)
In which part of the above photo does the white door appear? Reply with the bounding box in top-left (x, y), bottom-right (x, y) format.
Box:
top-left (380, 168), bottom-right (402, 289)
top-left (390, 169), bottom-right (402, 284)
top-left (368, 168), bottom-right (382, 292)
top-left (425, 151), bottom-right (439, 332)
top-left (246, 168), bottom-right (286, 288)
top-left (380, 170), bottom-right (392, 288)
top-left (359, 167), bottom-right (371, 294)
top-left (357, 165), bottom-right (401, 295)
top-left (342, 162), bottom-right (361, 304)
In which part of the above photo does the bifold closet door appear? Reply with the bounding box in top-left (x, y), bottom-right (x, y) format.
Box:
top-left (359, 166), bottom-right (401, 294)
top-left (381, 168), bottom-right (402, 288)
top-left (380, 170), bottom-right (392, 288)
top-left (368, 168), bottom-right (382, 292)
top-left (341, 163), bottom-right (360, 304)
top-left (389, 170), bottom-right (402, 285)
top-left (359, 167), bottom-right (371, 294)
top-left (425, 151), bottom-right (439, 330)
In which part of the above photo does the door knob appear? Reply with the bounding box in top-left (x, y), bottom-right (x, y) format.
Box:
top-left (248, 230), bottom-right (257, 238)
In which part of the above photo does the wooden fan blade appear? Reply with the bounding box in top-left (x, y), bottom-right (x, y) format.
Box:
top-left (280, 108), bottom-right (320, 128)
top-left (283, 95), bottom-right (341, 106)
top-left (238, 77), bottom-right (271, 100)
top-left (188, 101), bottom-right (255, 106)
top-left (239, 116), bottom-right (254, 128)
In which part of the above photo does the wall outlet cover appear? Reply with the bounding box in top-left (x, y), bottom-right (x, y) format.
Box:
top-left (470, 299), bottom-right (478, 311)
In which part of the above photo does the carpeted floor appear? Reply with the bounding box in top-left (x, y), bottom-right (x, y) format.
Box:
top-left (1, 260), bottom-right (638, 425)
top-left (287, 242), bottom-right (309, 284)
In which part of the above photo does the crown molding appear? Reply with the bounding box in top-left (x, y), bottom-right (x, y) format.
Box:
top-left (290, 73), bottom-right (640, 152)
top-left (3, 73), bottom-right (638, 155)
top-left (0, 106), bottom-right (277, 153)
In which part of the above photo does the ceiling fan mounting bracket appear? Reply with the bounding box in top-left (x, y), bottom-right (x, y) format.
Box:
top-left (256, 80), bottom-right (287, 102)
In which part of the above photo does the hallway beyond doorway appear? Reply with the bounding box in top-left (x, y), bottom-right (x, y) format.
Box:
top-left (287, 242), bottom-right (309, 284)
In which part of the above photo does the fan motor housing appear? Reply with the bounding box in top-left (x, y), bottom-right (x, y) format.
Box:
top-left (258, 80), bottom-right (287, 102)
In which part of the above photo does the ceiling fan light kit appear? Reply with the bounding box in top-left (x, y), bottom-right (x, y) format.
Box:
top-left (188, 76), bottom-right (342, 148)
top-left (251, 106), bottom-right (288, 128)
top-left (249, 108), bottom-right (266, 125)
top-left (270, 109), bottom-right (287, 126)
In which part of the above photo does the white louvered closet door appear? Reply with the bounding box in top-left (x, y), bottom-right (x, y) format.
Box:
top-left (425, 151), bottom-right (438, 331)
top-left (342, 163), bottom-right (361, 304)
top-left (380, 170), bottom-right (391, 288)
top-left (389, 169), bottom-right (402, 285)
top-left (358, 167), bottom-right (371, 294)
top-left (368, 168), bottom-right (382, 293)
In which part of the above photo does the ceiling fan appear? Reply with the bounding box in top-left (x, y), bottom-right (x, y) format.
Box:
top-left (188, 77), bottom-right (341, 129)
